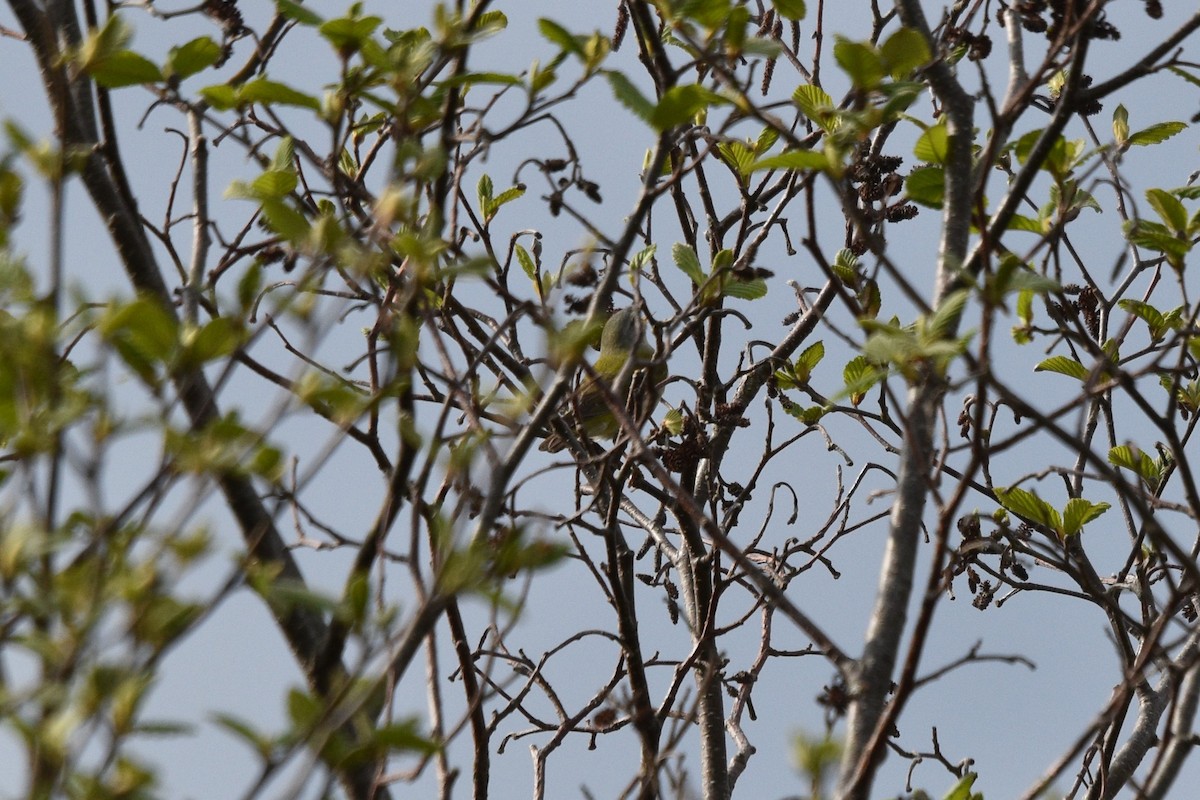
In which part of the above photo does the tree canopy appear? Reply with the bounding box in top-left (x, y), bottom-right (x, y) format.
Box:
top-left (3, 1), bottom-right (1200, 799)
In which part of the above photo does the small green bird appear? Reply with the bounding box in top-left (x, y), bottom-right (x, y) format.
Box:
top-left (540, 308), bottom-right (662, 453)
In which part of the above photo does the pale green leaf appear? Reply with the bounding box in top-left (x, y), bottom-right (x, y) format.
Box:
top-left (880, 27), bottom-right (930, 78)
top-left (1034, 356), bottom-right (1088, 381)
top-left (166, 37), bottom-right (222, 80)
top-left (1127, 121), bottom-right (1187, 148)
top-left (605, 71), bottom-right (655, 124)
top-left (772, 0), bottom-right (806, 21)
top-left (749, 150), bottom-right (828, 172)
top-left (672, 243), bottom-right (705, 286)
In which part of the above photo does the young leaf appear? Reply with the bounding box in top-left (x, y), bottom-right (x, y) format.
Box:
top-left (672, 243), bottom-right (706, 286)
top-left (880, 27), bottom-right (930, 78)
top-left (994, 487), bottom-right (1059, 532)
top-left (1127, 121), bottom-right (1187, 148)
top-left (772, 0), bottom-right (807, 20)
top-left (1146, 188), bottom-right (1188, 233)
top-left (926, 288), bottom-right (969, 341)
top-left (793, 85), bottom-right (834, 128)
top-left (843, 355), bottom-right (883, 406)
top-left (1061, 497), bottom-right (1110, 537)
top-left (477, 174), bottom-right (494, 219)
top-left (913, 122), bottom-right (949, 165)
top-left (605, 71), bottom-right (655, 124)
top-left (942, 772), bottom-right (980, 800)
top-left (514, 244), bottom-right (536, 281)
top-left (538, 18), bottom-right (583, 55)
top-left (276, 0), bottom-right (323, 25)
top-left (834, 37), bottom-right (886, 90)
top-left (905, 165), bottom-right (944, 208)
top-left (90, 51), bottom-right (163, 88)
top-left (1034, 356), bottom-right (1089, 381)
top-left (723, 277), bottom-right (768, 300)
top-left (166, 37), bottom-right (222, 80)
top-left (749, 150), bottom-right (828, 172)
top-left (793, 341), bottom-right (825, 383)
top-left (319, 14), bottom-right (383, 53)
top-left (1108, 444), bottom-right (1161, 487)
top-left (1112, 104), bottom-right (1129, 147)
top-left (718, 141), bottom-right (756, 179)
top-left (238, 78), bottom-right (320, 111)
top-left (651, 84), bottom-right (723, 131)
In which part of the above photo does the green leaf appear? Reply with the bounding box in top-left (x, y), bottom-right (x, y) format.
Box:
top-left (238, 78), bottom-right (320, 111)
top-left (832, 249), bottom-right (860, 283)
top-left (166, 37), bottom-right (222, 80)
top-left (259, 199), bottom-right (311, 242)
top-left (629, 244), bottom-right (657, 273)
top-left (1052, 180), bottom-right (1101, 217)
top-left (477, 173), bottom-right (494, 215)
top-left (926, 289), bottom-right (969, 341)
top-left (489, 184), bottom-right (526, 220)
top-left (1034, 355), bottom-right (1089, 381)
top-left (772, 0), bottom-right (806, 20)
top-left (880, 27), bottom-right (930, 78)
top-left (538, 18), bottom-right (583, 55)
top-left (269, 137), bottom-right (295, 173)
top-left (1014, 129), bottom-right (1080, 179)
top-left (211, 713), bottom-right (276, 760)
top-left (994, 487), bottom-right (1059, 532)
top-left (988, 258), bottom-right (1061, 301)
top-left (941, 772), bottom-right (979, 800)
top-left (1125, 219), bottom-right (1191, 268)
top-left (286, 688), bottom-right (322, 730)
top-left (199, 84), bottom-right (239, 111)
top-left (1146, 188), bottom-right (1188, 233)
top-left (651, 84), bottom-right (723, 131)
top-left (876, 80), bottom-right (925, 119)
top-left (605, 71), bottom-right (655, 124)
top-left (1006, 213), bottom-right (1046, 233)
top-left (834, 37), bottom-right (886, 90)
top-left (167, 412), bottom-right (284, 480)
top-left (98, 297), bottom-right (180, 386)
top-left (319, 14), bottom-right (383, 53)
top-left (529, 59), bottom-right (557, 94)
top-left (904, 165), bottom-right (944, 208)
top-left (1118, 299), bottom-right (1178, 341)
top-left (1061, 497), bottom-right (1110, 536)
top-left (440, 71), bottom-right (524, 88)
top-left (748, 150), bottom-right (828, 172)
top-left (793, 84), bottom-right (834, 128)
top-left (1108, 444), bottom-right (1161, 487)
top-left (90, 50), bottom-right (163, 88)
top-left (251, 170), bottom-right (298, 200)
top-left (180, 318), bottom-right (245, 367)
top-left (372, 719), bottom-right (441, 755)
top-left (718, 141), bottom-right (756, 178)
top-left (275, 0), bottom-right (323, 25)
top-left (1016, 288), bottom-right (1034, 322)
top-left (843, 355), bottom-right (883, 406)
top-left (1112, 104), bottom-right (1129, 147)
top-left (754, 126), bottom-right (779, 155)
top-left (787, 403), bottom-right (827, 424)
top-left (913, 122), bottom-right (949, 164)
top-left (514, 244), bottom-right (536, 280)
top-left (672, 243), bottom-right (706, 286)
top-left (793, 341), bottom-right (825, 382)
top-left (723, 277), bottom-right (768, 300)
top-left (1127, 121), bottom-right (1187, 148)
top-left (476, 11), bottom-right (509, 32)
